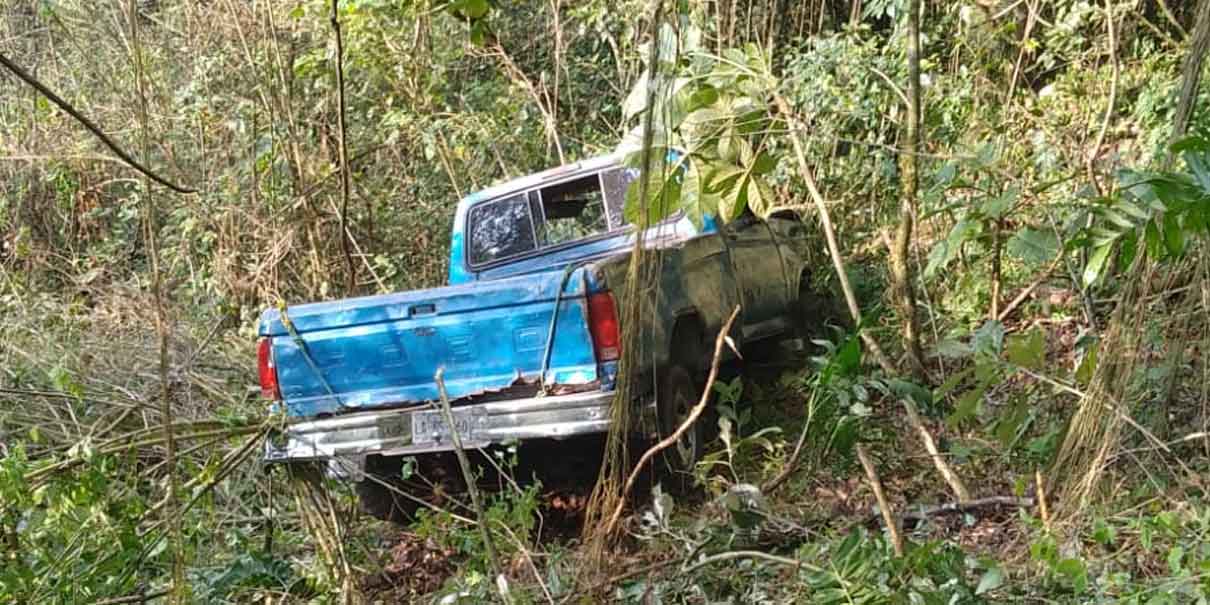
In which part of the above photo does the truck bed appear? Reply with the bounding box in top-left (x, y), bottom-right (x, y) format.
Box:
top-left (259, 266), bottom-right (605, 418)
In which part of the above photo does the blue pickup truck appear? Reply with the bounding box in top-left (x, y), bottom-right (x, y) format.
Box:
top-left (258, 153), bottom-right (820, 519)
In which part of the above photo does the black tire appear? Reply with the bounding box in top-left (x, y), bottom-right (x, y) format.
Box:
top-left (356, 456), bottom-right (421, 524)
top-left (793, 277), bottom-right (830, 344)
top-left (656, 363), bottom-right (705, 494)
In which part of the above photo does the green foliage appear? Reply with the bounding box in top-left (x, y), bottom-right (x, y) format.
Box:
top-left (619, 26), bottom-right (781, 227)
top-left (1080, 135), bottom-right (1210, 286)
top-left (0, 448), bottom-right (149, 603)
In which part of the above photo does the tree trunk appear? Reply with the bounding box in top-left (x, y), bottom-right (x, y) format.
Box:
top-left (1171, 0), bottom-right (1210, 148)
top-left (892, 0), bottom-right (928, 379)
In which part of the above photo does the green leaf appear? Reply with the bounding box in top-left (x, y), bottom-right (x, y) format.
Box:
top-left (746, 176), bottom-right (775, 217)
top-left (680, 161), bottom-right (718, 228)
top-left (1006, 228), bottom-right (1060, 265)
top-left (1075, 343), bottom-right (1098, 386)
top-left (1162, 211), bottom-right (1185, 258)
top-left (1055, 558), bottom-right (1088, 593)
top-left (1167, 545), bottom-right (1185, 574)
top-left (975, 565), bottom-right (1004, 595)
top-left (449, 0), bottom-right (490, 19)
top-left (925, 219), bottom-right (979, 278)
top-left (749, 151), bottom-right (777, 175)
top-left (888, 378), bottom-right (932, 409)
top-left (948, 387), bottom-right (983, 427)
top-left (994, 399), bottom-right (1029, 447)
top-left (622, 72), bottom-right (651, 120)
top-left (981, 187), bottom-right (1017, 219)
top-left (469, 19), bottom-right (490, 45)
top-left (1005, 329), bottom-right (1045, 369)
top-left (973, 320), bottom-right (1005, 357)
top-left (1082, 242), bottom-right (1113, 286)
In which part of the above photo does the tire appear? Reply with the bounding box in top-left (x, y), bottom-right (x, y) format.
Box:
top-left (793, 277), bottom-right (829, 344)
top-left (356, 456), bottom-right (421, 524)
top-left (656, 363), bottom-right (705, 494)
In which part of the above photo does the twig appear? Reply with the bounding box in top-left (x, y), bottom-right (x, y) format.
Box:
top-left (1156, 0), bottom-right (1189, 39)
top-left (92, 589), bottom-right (171, 604)
top-left (435, 368), bottom-right (511, 604)
top-left (125, 2), bottom-right (184, 600)
top-left (773, 93), bottom-right (895, 374)
top-left (497, 520), bottom-right (555, 605)
top-left (997, 252), bottom-right (1065, 322)
top-left (683, 550), bottom-right (821, 575)
top-left (856, 445), bottom-right (903, 556)
top-left (600, 306), bottom-right (741, 537)
top-left (1085, 0), bottom-right (1118, 196)
top-left (556, 559), bottom-right (681, 604)
top-left (0, 53), bottom-right (195, 193)
top-left (902, 398), bottom-right (971, 502)
top-left (761, 389), bottom-right (817, 494)
top-left (1036, 469), bottom-right (1051, 530)
top-left (330, 0), bottom-right (357, 295)
top-left (864, 496), bottom-right (1035, 526)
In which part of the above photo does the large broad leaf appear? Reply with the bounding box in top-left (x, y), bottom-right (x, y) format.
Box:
top-left (925, 219), bottom-right (980, 278)
top-left (981, 187), bottom-right (1018, 219)
top-left (448, 0), bottom-right (490, 19)
top-left (744, 176), bottom-right (775, 218)
top-left (1005, 329), bottom-right (1045, 369)
top-left (622, 72), bottom-right (651, 121)
top-left (679, 161), bottom-right (718, 229)
top-left (973, 320), bottom-right (1005, 357)
top-left (1006, 228), bottom-right (1059, 265)
top-left (709, 162), bottom-right (748, 222)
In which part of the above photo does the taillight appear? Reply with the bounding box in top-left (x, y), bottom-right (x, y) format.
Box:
top-left (587, 292), bottom-right (621, 361)
top-left (258, 337), bottom-right (281, 400)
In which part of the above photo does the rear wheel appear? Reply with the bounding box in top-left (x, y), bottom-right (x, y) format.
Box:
top-left (793, 276), bottom-right (830, 344)
top-left (356, 456), bottom-right (422, 524)
top-left (656, 363), bottom-right (705, 494)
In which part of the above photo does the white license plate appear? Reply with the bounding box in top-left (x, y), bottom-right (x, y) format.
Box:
top-left (411, 407), bottom-right (486, 445)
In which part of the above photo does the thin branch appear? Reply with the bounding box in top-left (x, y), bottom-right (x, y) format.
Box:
top-left (773, 93), bottom-right (896, 374)
top-left (330, 0), bottom-right (357, 295)
top-left (0, 52), bottom-right (195, 194)
top-left (602, 306), bottom-right (741, 537)
top-left (435, 368), bottom-right (510, 604)
top-left (903, 397), bottom-right (971, 502)
top-left (856, 445), bottom-right (904, 556)
top-left (1085, 0), bottom-right (1118, 196)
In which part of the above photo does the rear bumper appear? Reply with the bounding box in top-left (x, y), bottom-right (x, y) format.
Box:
top-left (264, 390), bottom-right (617, 466)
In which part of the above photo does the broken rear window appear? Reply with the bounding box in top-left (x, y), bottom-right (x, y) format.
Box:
top-left (468, 169), bottom-right (634, 267)
top-left (468, 193), bottom-right (538, 266)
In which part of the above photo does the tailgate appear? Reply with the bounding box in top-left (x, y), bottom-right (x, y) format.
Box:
top-left (259, 268), bottom-right (600, 417)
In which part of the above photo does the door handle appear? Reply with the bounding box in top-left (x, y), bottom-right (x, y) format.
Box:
top-left (409, 304), bottom-right (437, 317)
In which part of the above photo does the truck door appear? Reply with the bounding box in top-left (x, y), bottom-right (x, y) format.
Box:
top-left (722, 212), bottom-right (790, 340)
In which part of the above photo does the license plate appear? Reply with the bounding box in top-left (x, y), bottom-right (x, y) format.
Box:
top-left (411, 407), bottom-right (486, 445)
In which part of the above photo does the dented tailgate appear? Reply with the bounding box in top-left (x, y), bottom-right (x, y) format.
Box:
top-left (258, 267), bottom-right (600, 418)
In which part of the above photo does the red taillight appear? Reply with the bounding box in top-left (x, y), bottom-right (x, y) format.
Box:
top-left (258, 337), bottom-right (281, 400)
top-left (587, 292), bottom-right (621, 361)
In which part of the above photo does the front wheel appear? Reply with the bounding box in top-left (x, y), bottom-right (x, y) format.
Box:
top-left (656, 364), bottom-right (705, 493)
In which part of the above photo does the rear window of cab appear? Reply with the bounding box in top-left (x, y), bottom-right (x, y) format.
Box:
top-left (467, 167), bottom-right (638, 267)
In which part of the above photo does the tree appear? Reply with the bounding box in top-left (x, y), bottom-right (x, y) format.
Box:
top-left (890, 0), bottom-right (927, 379)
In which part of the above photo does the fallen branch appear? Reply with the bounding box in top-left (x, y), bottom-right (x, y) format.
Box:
top-left (862, 496), bottom-right (1035, 527)
top-left (601, 306), bottom-right (741, 537)
top-left (0, 52), bottom-right (195, 194)
top-left (856, 445), bottom-right (903, 556)
top-left (683, 550), bottom-right (817, 575)
top-left (902, 398), bottom-right (971, 502)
